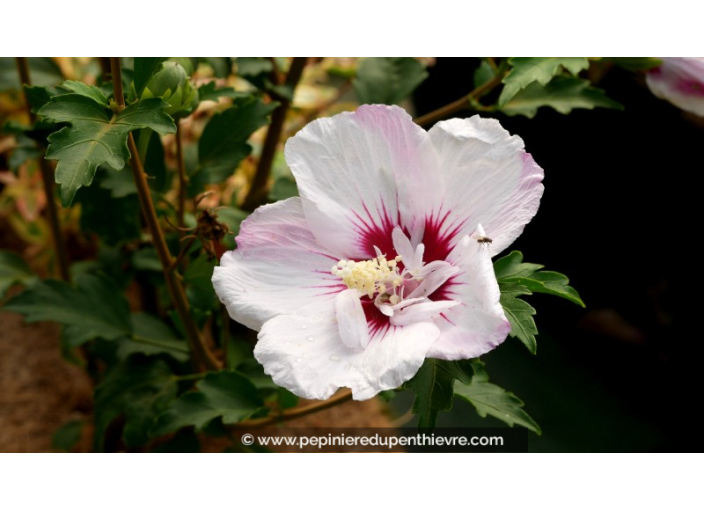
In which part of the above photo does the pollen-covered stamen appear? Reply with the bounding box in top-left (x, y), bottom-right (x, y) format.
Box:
top-left (331, 253), bottom-right (403, 299)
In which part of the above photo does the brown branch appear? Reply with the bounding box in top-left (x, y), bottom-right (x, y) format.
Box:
top-left (241, 57), bottom-right (308, 211)
top-left (175, 119), bottom-right (187, 230)
top-left (414, 73), bottom-right (504, 126)
top-left (110, 57), bottom-right (221, 371)
top-left (98, 57), bottom-right (112, 81)
top-left (234, 389), bottom-right (353, 428)
top-left (15, 57), bottom-right (70, 281)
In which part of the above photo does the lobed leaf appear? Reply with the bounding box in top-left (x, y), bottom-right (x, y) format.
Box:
top-left (4, 273), bottom-right (132, 347)
top-left (454, 361), bottom-right (540, 434)
top-left (500, 292), bottom-right (539, 354)
top-left (499, 57), bottom-right (590, 105)
top-left (500, 76), bottom-right (623, 118)
top-left (38, 92), bottom-right (175, 205)
top-left (94, 355), bottom-right (177, 451)
top-left (152, 370), bottom-right (266, 436)
top-left (195, 96), bottom-right (276, 186)
top-left (404, 358), bottom-right (474, 430)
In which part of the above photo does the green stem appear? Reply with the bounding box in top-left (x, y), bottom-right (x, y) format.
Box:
top-left (241, 57), bottom-right (307, 211)
top-left (109, 57), bottom-right (221, 372)
top-left (15, 57), bottom-right (70, 281)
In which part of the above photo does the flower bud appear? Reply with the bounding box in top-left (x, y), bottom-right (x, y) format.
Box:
top-left (142, 60), bottom-right (199, 118)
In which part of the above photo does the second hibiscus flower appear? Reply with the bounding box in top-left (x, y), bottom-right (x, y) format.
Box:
top-left (213, 104), bottom-right (544, 400)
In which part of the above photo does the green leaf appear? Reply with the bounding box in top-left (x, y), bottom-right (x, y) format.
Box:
top-left (99, 166), bottom-right (137, 198)
top-left (117, 313), bottom-right (190, 363)
top-left (500, 76), bottom-right (623, 119)
top-left (51, 420), bottom-right (84, 452)
top-left (145, 130), bottom-right (171, 193)
top-left (184, 254), bottom-right (218, 311)
top-left (153, 370), bottom-right (265, 436)
top-left (499, 57), bottom-right (589, 105)
top-left (494, 251), bottom-right (584, 307)
top-left (493, 251), bottom-right (544, 280)
top-left (4, 273), bottom-right (132, 347)
top-left (278, 388), bottom-right (299, 410)
top-left (60, 80), bottom-right (108, 105)
top-left (197, 82), bottom-right (248, 103)
top-left (608, 57), bottom-right (662, 71)
top-left (195, 96), bottom-right (276, 185)
top-left (202, 57), bottom-right (233, 78)
top-left (39, 93), bottom-right (176, 206)
top-left (0, 57), bottom-right (63, 92)
top-left (500, 292), bottom-right (538, 354)
top-left (94, 355), bottom-right (177, 451)
top-left (473, 60), bottom-right (495, 89)
top-left (23, 85), bottom-right (56, 113)
top-left (354, 57), bottom-right (428, 105)
top-left (78, 173), bottom-right (141, 245)
top-left (512, 271), bottom-right (584, 307)
top-left (134, 58), bottom-right (166, 98)
top-left (404, 358), bottom-right (474, 430)
top-left (454, 361), bottom-right (540, 434)
top-left (236, 57), bottom-right (273, 78)
top-left (0, 250), bottom-right (36, 299)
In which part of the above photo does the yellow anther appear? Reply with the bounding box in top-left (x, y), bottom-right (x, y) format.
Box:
top-left (331, 255), bottom-right (404, 299)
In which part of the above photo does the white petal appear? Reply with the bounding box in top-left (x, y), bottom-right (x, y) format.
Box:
top-left (392, 227), bottom-right (416, 268)
top-left (212, 197), bottom-right (341, 331)
top-left (428, 115), bottom-right (544, 256)
top-left (426, 235), bottom-right (511, 360)
top-left (406, 261), bottom-right (459, 300)
top-left (335, 289), bottom-right (370, 349)
top-left (646, 57), bottom-right (704, 117)
top-left (390, 300), bottom-right (460, 327)
top-left (284, 104), bottom-right (440, 259)
top-left (255, 312), bottom-right (440, 400)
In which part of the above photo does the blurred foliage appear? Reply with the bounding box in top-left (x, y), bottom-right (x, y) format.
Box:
top-left (0, 57), bottom-right (622, 451)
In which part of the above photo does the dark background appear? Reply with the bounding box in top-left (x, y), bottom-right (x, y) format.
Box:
top-left (402, 57), bottom-right (702, 452)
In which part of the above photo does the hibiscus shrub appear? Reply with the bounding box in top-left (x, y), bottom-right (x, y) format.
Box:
top-left (3, 56), bottom-right (662, 452)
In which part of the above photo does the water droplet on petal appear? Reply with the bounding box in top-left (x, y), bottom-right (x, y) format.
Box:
top-left (329, 355), bottom-right (340, 361)
top-left (307, 336), bottom-right (315, 342)
top-left (301, 325), bottom-right (307, 329)
top-left (296, 358), bottom-right (302, 363)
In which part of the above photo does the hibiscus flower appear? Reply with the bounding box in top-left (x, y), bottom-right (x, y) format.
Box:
top-left (646, 57), bottom-right (704, 117)
top-left (213, 105), bottom-right (544, 400)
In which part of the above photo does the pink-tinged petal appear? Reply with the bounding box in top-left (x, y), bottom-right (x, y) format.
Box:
top-left (406, 261), bottom-right (459, 300)
top-left (390, 300), bottom-right (460, 327)
top-left (212, 197), bottom-right (342, 331)
top-left (426, 235), bottom-right (511, 360)
top-left (646, 58), bottom-right (704, 117)
top-left (428, 116), bottom-right (544, 256)
top-left (284, 104), bottom-right (440, 259)
top-left (255, 312), bottom-right (440, 400)
top-left (335, 289), bottom-right (370, 349)
top-left (392, 227), bottom-right (416, 266)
